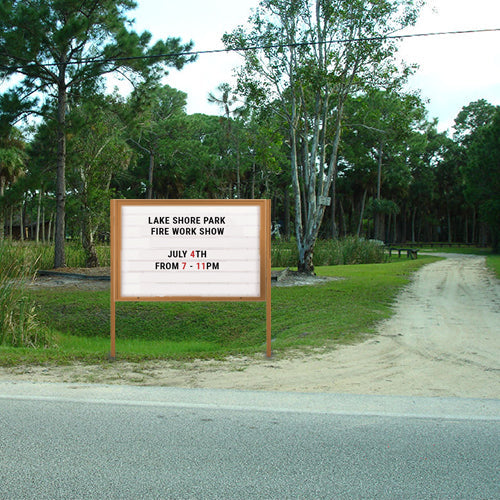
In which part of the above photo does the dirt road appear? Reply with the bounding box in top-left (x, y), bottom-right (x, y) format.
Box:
top-left (2, 254), bottom-right (499, 398)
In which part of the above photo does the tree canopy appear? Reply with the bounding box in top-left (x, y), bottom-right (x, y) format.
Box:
top-left (1, 1), bottom-right (499, 264)
top-left (0, 0), bottom-right (195, 267)
top-left (223, 0), bottom-right (421, 272)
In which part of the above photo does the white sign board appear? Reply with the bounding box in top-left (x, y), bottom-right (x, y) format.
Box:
top-left (111, 200), bottom-right (270, 301)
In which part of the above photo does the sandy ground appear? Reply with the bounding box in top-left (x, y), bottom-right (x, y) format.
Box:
top-left (1, 254), bottom-right (499, 398)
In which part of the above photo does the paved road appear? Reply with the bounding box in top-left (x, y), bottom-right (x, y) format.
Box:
top-left (1, 383), bottom-right (499, 499)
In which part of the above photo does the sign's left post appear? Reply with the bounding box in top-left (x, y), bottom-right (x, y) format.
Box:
top-left (110, 200), bottom-right (117, 360)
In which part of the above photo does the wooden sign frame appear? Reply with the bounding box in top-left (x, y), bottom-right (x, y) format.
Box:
top-left (110, 199), bottom-right (272, 358)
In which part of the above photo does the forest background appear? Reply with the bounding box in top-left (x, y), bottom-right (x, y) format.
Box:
top-left (0, 0), bottom-right (499, 273)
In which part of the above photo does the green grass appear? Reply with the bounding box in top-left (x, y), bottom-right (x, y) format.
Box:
top-left (486, 255), bottom-right (500, 279)
top-left (0, 255), bottom-right (440, 365)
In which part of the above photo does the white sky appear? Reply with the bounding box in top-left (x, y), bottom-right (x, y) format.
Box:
top-left (128, 0), bottom-right (500, 133)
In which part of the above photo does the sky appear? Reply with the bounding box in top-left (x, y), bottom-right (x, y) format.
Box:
top-left (126, 0), bottom-right (500, 133)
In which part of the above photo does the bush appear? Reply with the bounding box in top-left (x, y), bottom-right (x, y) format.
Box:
top-left (0, 241), bottom-right (110, 274)
top-left (0, 244), bottom-right (54, 347)
top-left (271, 236), bottom-right (387, 268)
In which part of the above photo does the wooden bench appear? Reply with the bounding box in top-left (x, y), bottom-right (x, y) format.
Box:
top-left (388, 247), bottom-right (419, 259)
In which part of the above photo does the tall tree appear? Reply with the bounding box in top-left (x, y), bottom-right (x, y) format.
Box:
top-left (0, 126), bottom-right (26, 240)
top-left (453, 99), bottom-right (497, 144)
top-left (126, 83), bottom-right (187, 199)
top-left (341, 89), bottom-right (426, 241)
top-left (459, 104), bottom-right (500, 251)
top-left (0, 0), bottom-right (195, 267)
top-left (224, 0), bottom-right (420, 273)
top-left (67, 93), bottom-right (131, 266)
top-left (208, 83), bottom-right (243, 197)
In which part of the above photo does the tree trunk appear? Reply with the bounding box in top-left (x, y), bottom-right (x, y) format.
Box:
top-left (251, 163), bottom-right (256, 199)
top-left (297, 243), bottom-right (314, 274)
top-left (411, 207), bottom-right (416, 243)
top-left (42, 205), bottom-right (46, 243)
top-left (19, 203), bottom-right (24, 242)
top-left (82, 228), bottom-right (99, 267)
top-left (339, 200), bottom-right (346, 238)
top-left (9, 206), bottom-right (13, 240)
top-left (447, 205), bottom-right (452, 243)
top-left (284, 188), bottom-right (290, 240)
top-left (472, 207), bottom-right (477, 244)
top-left (54, 79), bottom-right (67, 268)
top-left (330, 173), bottom-right (337, 239)
top-left (236, 148), bottom-right (241, 199)
top-left (401, 206), bottom-right (407, 243)
top-left (36, 189), bottom-right (42, 243)
top-left (377, 141), bottom-right (383, 200)
top-left (48, 213), bottom-right (53, 244)
top-left (147, 152), bottom-right (155, 199)
top-left (0, 177), bottom-right (5, 241)
top-left (356, 188), bottom-right (368, 237)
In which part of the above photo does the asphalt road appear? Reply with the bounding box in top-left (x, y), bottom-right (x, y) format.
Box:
top-left (1, 383), bottom-right (499, 499)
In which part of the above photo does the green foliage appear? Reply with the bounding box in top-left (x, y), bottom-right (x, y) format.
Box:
top-left (223, 0), bottom-right (422, 272)
top-left (0, 1), bottom-right (196, 93)
top-left (366, 198), bottom-right (400, 216)
top-left (0, 0), bottom-right (196, 267)
top-left (0, 243), bottom-right (53, 347)
top-left (1, 2), bottom-right (498, 270)
top-left (462, 107), bottom-right (500, 251)
top-left (453, 99), bottom-right (497, 143)
top-left (125, 83), bottom-right (189, 199)
top-left (272, 237), bottom-right (386, 267)
top-left (0, 242), bottom-right (110, 273)
top-left (65, 93), bottom-right (132, 265)
top-left (0, 126), bottom-right (27, 239)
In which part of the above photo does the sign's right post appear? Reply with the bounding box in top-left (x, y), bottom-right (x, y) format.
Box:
top-left (265, 199), bottom-right (272, 358)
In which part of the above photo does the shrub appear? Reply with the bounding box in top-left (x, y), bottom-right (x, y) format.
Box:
top-left (0, 241), bottom-right (110, 274)
top-left (0, 244), bottom-right (54, 347)
top-left (271, 236), bottom-right (387, 268)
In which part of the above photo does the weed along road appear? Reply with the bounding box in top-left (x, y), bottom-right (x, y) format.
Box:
top-left (1, 383), bottom-right (499, 499)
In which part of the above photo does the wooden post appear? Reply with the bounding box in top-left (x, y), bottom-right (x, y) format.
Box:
top-left (265, 199), bottom-right (272, 358)
top-left (110, 200), bottom-right (116, 360)
top-left (110, 299), bottom-right (116, 360)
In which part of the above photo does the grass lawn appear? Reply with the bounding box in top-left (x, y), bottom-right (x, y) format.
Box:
top-left (0, 256), bottom-right (441, 365)
top-left (486, 254), bottom-right (500, 279)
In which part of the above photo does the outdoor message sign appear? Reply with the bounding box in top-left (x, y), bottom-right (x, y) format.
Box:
top-left (110, 199), bottom-right (272, 358)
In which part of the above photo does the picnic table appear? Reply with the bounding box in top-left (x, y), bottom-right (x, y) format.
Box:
top-left (388, 247), bottom-right (419, 259)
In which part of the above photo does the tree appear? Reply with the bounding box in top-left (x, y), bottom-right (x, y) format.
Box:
top-left (0, 126), bottom-right (26, 240)
top-left (453, 99), bottom-right (497, 144)
top-left (224, 0), bottom-right (420, 273)
top-left (340, 89), bottom-right (426, 241)
top-left (461, 105), bottom-right (500, 251)
top-left (126, 83), bottom-right (188, 199)
top-left (66, 93), bottom-right (131, 266)
top-left (442, 99), bottom-right (499, 246)
top-left (405, 123), bottom-right (443, 243)
top-left (0, 0), bottom-right (195, 267)
top-left (208, 83), bottom-right (245, 198)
